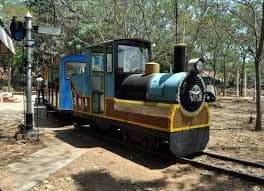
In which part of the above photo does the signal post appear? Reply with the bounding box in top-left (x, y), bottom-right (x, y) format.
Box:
top-left (25, 12), bottom-right (33, 131)
top-left (10, 12), bottom-right (60, 135)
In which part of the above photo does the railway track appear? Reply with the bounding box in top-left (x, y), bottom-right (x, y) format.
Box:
top-left (177, 151), bottom-right (264, 184)
top-left (75, 125), bottom-right (264, 184)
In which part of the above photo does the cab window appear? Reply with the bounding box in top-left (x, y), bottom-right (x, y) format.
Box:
top-left (118, 45), bottom-right (149, 73)
top-left (92, 53), bottom-right (104, 72)
top-left (91, 46), bottom-right (104, 72)
top-left (106, 45), bottom-right (113, 73)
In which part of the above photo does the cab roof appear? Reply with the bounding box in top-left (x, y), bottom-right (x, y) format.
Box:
top-left (87, 38), bottom-right (151, 48)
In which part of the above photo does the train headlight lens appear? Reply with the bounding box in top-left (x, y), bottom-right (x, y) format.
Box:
top-left (188, 58), bottom-right (204, 73)
top-left (195, 61), bottom-right (203, 72)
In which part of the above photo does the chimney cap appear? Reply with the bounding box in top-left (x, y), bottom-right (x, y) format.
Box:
top-left (175, 43), bottom-right (187, 47)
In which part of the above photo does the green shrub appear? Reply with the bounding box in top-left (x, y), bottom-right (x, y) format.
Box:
top-left (1, 86), bottom-right (14, 92)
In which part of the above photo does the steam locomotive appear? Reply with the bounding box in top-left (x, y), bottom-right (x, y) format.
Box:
top-left (44, 39), bottom-right (210, 156)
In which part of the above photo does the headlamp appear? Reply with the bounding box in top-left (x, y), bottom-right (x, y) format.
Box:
top-left (188, 58), bottom-right (204, 73)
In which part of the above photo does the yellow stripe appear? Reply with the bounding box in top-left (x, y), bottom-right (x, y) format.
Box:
top-left (170, 123), bottom-right (210, 132)
top-left (106, 97), bottom-right (174, 108)
top-left (104, 96), bottom-right (106, 115)
top-left (73, 108), bottom-right (209, 133)
top-left (73, 109), bottom-right (170, 132)
top-left (169, 105), bottom-right (178, 131)
top-left (207, 103), bottom-right (211, 126)
top-left (73, 96), bottom-right (210, 133)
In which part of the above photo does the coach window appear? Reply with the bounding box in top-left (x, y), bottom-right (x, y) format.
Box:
top-left (106, 45), bottom-right (113, 73)
top-left (65, 62), bottom-right (86, 79)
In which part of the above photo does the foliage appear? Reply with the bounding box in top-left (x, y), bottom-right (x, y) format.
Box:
top-left (1, 86), bottom-right (13, 92)
top-left (1, 0), bottom-right (263, 86)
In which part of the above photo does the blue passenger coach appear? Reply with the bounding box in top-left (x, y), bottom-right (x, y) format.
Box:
top-left (44, 54), bottom-right (86, 113)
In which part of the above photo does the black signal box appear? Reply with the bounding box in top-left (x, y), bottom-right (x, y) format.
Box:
top-left (10, 17), bottom-right (25, 41)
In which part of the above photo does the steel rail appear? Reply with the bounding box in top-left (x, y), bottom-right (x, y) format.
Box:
top-left (177, 156), bottom-right (264, 184)
top-left (201, 151), bottom-right (264, 169)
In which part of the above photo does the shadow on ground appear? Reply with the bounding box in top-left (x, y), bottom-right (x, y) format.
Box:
top-left (71, 170), bottom-right (167, 191)
top-left (54, 127), bottom-right (177, 170)
top-left (70, 167), bottom-right (259, 191)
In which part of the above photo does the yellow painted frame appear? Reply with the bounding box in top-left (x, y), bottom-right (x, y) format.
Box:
top-left (73, 96), bottom-right (210, 133)
top-left (170, 103), bottom-right (211, 132)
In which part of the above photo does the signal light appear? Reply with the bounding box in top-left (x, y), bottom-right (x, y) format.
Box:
top-left (10, 16), bottom-right (25, 41)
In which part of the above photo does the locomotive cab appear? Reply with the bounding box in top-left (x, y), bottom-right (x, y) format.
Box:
top-left (114, 39), bottom-right (151, 97)
top-left (79, 39), bottom-right (152, 114)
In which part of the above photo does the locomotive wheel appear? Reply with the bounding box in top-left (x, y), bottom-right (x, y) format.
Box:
top-left (73, 122), bottom-right (82, 131)
top-left (122, 132), bottom-right (129, 142)
top-left (142, 137), bottom-right (150, 149)
top-left (95, 119), bottom-right (111, 131)
top-left (73, 117), bottom-right (87, 130)
top-left (151, 138), bottom-right (160, 151)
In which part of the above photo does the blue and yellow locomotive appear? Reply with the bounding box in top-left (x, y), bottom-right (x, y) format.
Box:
top-left (67, 39), bottom-right (210, 156)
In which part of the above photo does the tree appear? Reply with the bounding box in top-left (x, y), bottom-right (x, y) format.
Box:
top-left (254, 1), bottom-right (264, 131)
top-left (229, 0), bottom-right (264, 131)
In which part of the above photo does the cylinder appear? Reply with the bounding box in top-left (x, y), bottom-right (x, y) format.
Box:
top-left (145, 62), bottom-right (160, 75)
top-left (173, 43), bottom-right (187, 73)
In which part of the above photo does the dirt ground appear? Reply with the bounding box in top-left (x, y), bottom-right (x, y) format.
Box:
top-left (31, 97), bottom-right (263, 191)
top-left (0, 96), bottom-right (45, 167)
top-left (0, 96), bottom-right (263, 191)
top-left (207, 98), bottom-right (264, 163)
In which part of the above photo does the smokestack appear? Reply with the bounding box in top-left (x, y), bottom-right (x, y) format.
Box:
top-left (173, 43), bottom-right (186, 73)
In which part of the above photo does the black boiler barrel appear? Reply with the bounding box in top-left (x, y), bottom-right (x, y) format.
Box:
top-left (119, 74), bottom-right (154, 101)
top-left (173, 43), bottom-right (187, 73)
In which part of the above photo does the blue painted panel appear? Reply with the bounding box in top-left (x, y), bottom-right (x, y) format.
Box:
top-left (105, 72), bottom-right (115, 97)
top-left (147, 72), bottom-right (187, 103)
top-left (60, 55), bottom-right (86, 110)
top-left (71, 73), bottom-right (90, 95)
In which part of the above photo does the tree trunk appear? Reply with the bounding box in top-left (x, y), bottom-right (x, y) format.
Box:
top-left (223, 63), bottom-right (226, 96)
top-left (255, 60), bottom-right (262, 131)
top-left (236, 68), bottom-right (239, 97)
top-left (174, 0), bottom-right (179, 43)
top-left (255, 1), bottom-right (264, 131)
top-left (244, 70), bottom-right (247, 97)
top-left (213, 56), bottom-right (217, 97)
top-left (240, 56), bottom-right (245, 96)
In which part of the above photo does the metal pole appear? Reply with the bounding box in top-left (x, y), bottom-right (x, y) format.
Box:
top-left (25, 12), bottom-right (33, 131)
top-left (7, 57), bottom-right (12, 92)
